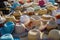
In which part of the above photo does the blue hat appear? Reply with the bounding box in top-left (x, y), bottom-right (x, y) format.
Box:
top-left (4, 21), bottom-right (15, 33)
top-left (0, 34), bottom-right (14, 40)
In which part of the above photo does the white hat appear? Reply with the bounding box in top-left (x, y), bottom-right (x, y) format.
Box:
top-left (20, 15), bottom-right (30, 25)
top-left (0, 16), bottom-right (6, 24)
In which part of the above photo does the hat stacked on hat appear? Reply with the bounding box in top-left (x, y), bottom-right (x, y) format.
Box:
top-left (31, 15), bottom-right (41, 27)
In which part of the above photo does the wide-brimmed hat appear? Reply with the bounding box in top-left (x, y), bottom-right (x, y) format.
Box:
top-left (40, 15), bottom-right (52, 21)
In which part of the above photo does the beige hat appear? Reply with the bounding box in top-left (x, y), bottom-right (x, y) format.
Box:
top-left (47, 4), bottom-right (56, 11)
top-left (38, 8), bottom-right (47, 15)
top-left (41, 15), bottom-right (52, 21)
top-left (28, 29), bottom-right (40, 40)
top-left (5, 15), bottom-right (16, 22)
top-left (48, 29), bottom-right (60, 40)
top-left (30, 15), bottom-right (41, 27)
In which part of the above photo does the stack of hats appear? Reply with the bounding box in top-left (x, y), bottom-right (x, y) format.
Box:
top-left (31, 15), bottom-right (41, 27)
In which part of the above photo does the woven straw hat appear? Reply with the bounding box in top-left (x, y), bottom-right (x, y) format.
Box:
top-left (48, 29), bottom-right (60, 40)
top-left (28, 29), bottom-right (40, 40)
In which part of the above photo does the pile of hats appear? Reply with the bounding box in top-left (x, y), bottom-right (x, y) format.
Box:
top-left (0, 0), bottom-right (60, 40)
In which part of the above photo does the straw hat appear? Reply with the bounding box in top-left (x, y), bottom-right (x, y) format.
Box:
top-left (38, 8), bottom-right (47, 15)
top-left (48, 29), bottom-right (60, 40)
top-left (28, 29), bottom-right (40, 40)
top-left (41, 15), bottom-right (52, 21)
top-left (46, 20), bottom-right (58, 30)
top-left (30, 15), bottom-right (41, 27)
top-left (5, 15), bottom-right (16, 22)
top-left (13, 11), bottom-right (22, 19)
top-left (20, 15), bottom-right (30, 25)
top-left (15, 23), bottom-right (26, 34)
top-left (39, 15), bottom-right (53, 30)
top-left (46, 4), bottom-right (57, 11)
